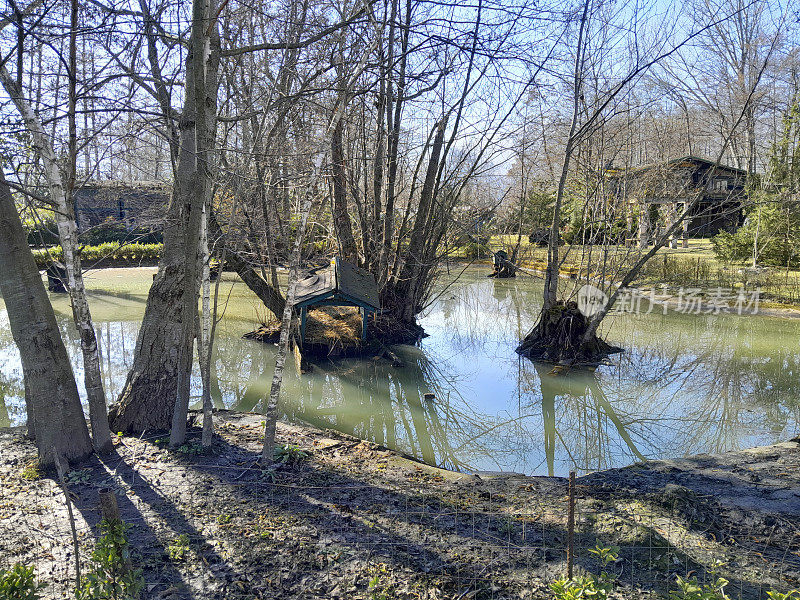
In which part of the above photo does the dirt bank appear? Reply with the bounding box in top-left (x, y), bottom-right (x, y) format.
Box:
top-left (1, 412), bottom-right (797, 599)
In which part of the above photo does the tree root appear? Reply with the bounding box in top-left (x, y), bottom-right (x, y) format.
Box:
top-left (516, 301), bottom-right (622, 366)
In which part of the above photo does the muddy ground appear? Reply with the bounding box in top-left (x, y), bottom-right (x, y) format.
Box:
top-left (1, 411), bottom-right (798, 599)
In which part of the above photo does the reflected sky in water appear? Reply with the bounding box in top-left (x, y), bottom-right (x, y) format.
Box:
top-left (1, 267), bottom-right (798, 476)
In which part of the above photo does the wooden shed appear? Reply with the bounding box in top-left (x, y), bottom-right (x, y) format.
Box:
top-left (293, 258), bottom-right (380, 345)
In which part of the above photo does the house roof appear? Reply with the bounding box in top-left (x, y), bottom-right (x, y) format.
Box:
top-left (74, 181), bottom-right (172, 200)
top-left (664, 155), bottom-right (746, 175)
top-left (293, 257), bottom-right (380, 310)
top-left (607, 155), bottom-right (746, 177)
top-left (73, 181), bottom-right (170, 229)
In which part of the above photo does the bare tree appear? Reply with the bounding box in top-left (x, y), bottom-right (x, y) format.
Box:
top-left (0, 170), bottom-right (93, 466)
top-left (108, 0), bottom-right (371, 433)
top-left (109, 0), bottom-right (221, 436)
top-left (518, 0), bottom-right (780, 364)
top-left (0, 0), bottom-right (112, 452)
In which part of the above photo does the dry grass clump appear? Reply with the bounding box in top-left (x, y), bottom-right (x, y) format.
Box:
top-left (305, 306), bottom-right (362, 343)
top-left (246, 306), bottom-right (364, 348)
top-left (244, 305), bottom-right (424, 357)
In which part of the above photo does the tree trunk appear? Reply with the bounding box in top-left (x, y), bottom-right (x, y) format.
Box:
top-left (542, 0), bottom-right (590, 312)
top-left (0, 171), bottom-right (92, 466)
top-left (0, 64), bottom-right (112, 454)
top-left (261, 191), bottom-right (313, 460)
top-left (170, 0), bottom-right (219, 447)
top-left (331, 119), bottom-right (359, 263)
top-left (110, 0), bottom-right (220, 434)
top-left (109, 257), bottom-right (186, 432)
top-left (516, 301), bottom-right (619, 365)
top-left (377, 0), bottom-right (408, 289)
top-left (392, 119), bottom-right (447, 324)
top-left (198, 205), bottom-right (214, 447)
top-left (138, 0), bottom-right (180, 169)
top-left (260, 82), bottom-right (366, 458)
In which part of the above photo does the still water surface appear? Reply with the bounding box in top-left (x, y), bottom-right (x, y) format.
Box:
top-left (1, 267), bottom-right (798, 476)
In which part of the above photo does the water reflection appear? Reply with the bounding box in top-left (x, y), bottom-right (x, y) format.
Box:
top-left (532, 362), bottom-right (645, 476)
top-left (0, 268), bottom-right (798, 476)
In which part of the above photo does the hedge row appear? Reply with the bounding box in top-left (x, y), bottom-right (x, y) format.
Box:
top-left (33, 242), bottom-right (163, 268)
top-left (26, 222), bottom-right (164, 247)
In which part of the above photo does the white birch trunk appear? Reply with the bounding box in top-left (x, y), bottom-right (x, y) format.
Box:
top-left (0, 65), bottom-right (112, 453)
top-left (260, 194), bottom-right (311, 461)
top-left (198, 205), bottom-right (214, 447)
top-left (259, 45), bottom-right (377, 461)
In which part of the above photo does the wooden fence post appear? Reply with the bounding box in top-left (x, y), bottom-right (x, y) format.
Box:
top-left (567, 470), bottom-right (576, 580)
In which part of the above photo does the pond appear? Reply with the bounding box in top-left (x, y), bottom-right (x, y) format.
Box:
top-left (1, 266), bottom-right (798, 476)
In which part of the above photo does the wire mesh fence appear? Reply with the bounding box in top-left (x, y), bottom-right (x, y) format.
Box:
top-left (2, 428), bottom-right (799, 600)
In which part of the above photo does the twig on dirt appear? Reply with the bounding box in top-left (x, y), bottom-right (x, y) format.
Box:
top-left (129, 430), bottom-right (147, 464)
top-left (54, 450), bottom-right (81, 591)
top-left (233, 457), bottom-right (263, 480)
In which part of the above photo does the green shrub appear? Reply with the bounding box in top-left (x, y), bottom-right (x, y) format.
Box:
top-left (76, 518), bottom-right (143, 600)
top-left (273, 444), bottom-right (310, 465)
top-left (712, 202), bottom-right (800, 268)
top-left (25, 222), bottom-right (162, 248)
top-left (711, 230), bottom-right (753, 264)
top-left (550, 574), bottom-right (611, 600)
top-left (550, 544), bottom-right (619, 600)
top-left (32, 242), bottom-right (163, 269)
top-left (65, 469), bottom-right (91, 485)
top-left (25, 220), bottom-right (60, 247)
top-left (165, 534), bottom-right (190, 562)
top-left (669, 575), bottom-right (731, 600)
top-left (766, 591), bottom-right (800, 600)
top-left (367, 563), bottom-right (395, 600)
top-left (78, 225), bottom-right (162, 246)
top-left (175, 440), bottom-right (205, 455)
top-left (463, 242), bottom-right (491, 260)
top-left (20, 460), bottom-right (42, 481)
top-left (0, 563), bottom-right (43, 600)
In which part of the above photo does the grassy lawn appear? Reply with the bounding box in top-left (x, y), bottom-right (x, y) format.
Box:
top-left (448, 234), bottom-right (800, 307)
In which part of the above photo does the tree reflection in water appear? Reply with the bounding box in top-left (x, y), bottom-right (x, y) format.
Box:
top-left (0, 268), bottom-right (798, 476)
top-left (415, 274), bottom-right (800, 474)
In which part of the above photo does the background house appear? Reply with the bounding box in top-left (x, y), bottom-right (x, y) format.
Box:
top-left (73, 181), bottom-right (170, 232)
top-left (608, 156), bottom-right (746, 247)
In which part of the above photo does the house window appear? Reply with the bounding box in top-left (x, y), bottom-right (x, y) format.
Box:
top-left (713, 178), bottom-right (729, 192)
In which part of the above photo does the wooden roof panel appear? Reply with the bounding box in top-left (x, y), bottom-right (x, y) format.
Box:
top-left (335, 258), bottom-right (380, 309)
top-left (292, 258), bottom-right (380, 310)
top-left (294, 268), bottom-right (335, 306)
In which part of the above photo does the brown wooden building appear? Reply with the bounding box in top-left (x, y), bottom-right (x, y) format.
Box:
top-left (608, 156), bottom-right (746, 247)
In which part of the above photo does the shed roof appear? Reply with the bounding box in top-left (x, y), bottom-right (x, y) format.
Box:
top-left (293, 258), bottom-right (380, 310)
